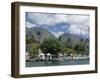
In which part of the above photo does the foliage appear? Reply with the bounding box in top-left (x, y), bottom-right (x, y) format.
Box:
top-left (26, 35), bottom-right (32, 45)
top-left (61, 47), bottom-right (76, 56)
top-left (40, 39), bottom-right (61, 56)
top-left (26, 27), bottom-right (89, 57)
top-left (26, 43), bottom-right (39, 57)
top-left (74, 43), bottom-right (85, 54)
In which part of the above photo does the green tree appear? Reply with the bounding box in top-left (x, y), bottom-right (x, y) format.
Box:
top-left (62, 47), bottom-right (76, 56)
top-left (63, 37), bottom-right (72, 49)
top-left (36, 31), bottom-right (41, 43)
top-left (26, 34), bottom-right (38, 44)
top-left (84, 39), bottom-right (89, 55)
top-left (40, 39), bottom-right (61, 57)
top-left (27, 43), bottom-right (39, 58)
top-left (59, 36), bottom-right (62, 41)
top-left (26, 35), bottom-right (32, 45)
top-left (74, 43), bottom-right (85, 55)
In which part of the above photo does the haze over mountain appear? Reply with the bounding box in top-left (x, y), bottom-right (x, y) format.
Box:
top-left (59, 32), bottom-right (89, 47)
top-left (26, 27), bottom-right (89, 46)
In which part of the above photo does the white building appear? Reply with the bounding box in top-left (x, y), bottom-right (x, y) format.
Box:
top-left (46, 53), bottom-right (52, 60)
top-left (26, 52), bottom-right (30, 60)
top-left (38, 49), bottom-right (45, 60)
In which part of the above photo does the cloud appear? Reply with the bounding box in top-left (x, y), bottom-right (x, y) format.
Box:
top-left (51, 31), bottom-right (64, 38)
top-left (69, 24), bottom-right (89, 37)
top-left (61, 25), bottom-right (67, 29)
top-left (55, 14), bottom-right (68, 23)
top-left (26, 13), bottom-right (69, 26)
top-left (67, 15), bottom-right (90, 36)
top-left (26, 21), bottom-right (37, 28)
top-left (26, 13), bottom-right (56, 26)
top-left (26, 12), bottom-right (90, 37)
top-left (26, 12), bottom-right (89, 26)
top-left (53, 27), bottom-right (58, 31)
top-left (66, 15), bottom-right (89, 25)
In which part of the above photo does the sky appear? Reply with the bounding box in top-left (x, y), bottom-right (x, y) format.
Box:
top-left (26, 12), bottom-right (90, 38)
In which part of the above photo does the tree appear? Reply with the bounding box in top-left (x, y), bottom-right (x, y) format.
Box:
top-left (40, 39), bottom-right (61, 57)
top-left (64, 37), bottom-right (72, 48)
top-left (59, 36), bottom-right (62, 41)
top-left (60, 46), bottom-right (76, 56)
top-left (26, 34), bottom-right (38, 44)
top-left (36, 31), bottom-right (41, 43)
top-left (84, 39), bottom-right (89, 55)
top-left (74, 43), bottom-right (85, 55)
top-left (27, 43), bottom-right (39, 58)
top-left (26, 35), bottom-right (32, 45)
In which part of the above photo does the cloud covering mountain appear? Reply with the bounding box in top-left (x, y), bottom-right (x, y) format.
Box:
top-left (26, 12), bottom-right (90, 38)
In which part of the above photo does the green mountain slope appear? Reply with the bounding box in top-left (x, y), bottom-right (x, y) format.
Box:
top-left (26, 27), bottom-right (56, 43)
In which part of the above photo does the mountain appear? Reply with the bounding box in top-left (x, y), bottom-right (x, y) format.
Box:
top-left (26, 27), bottom-right (89, 48)
top-left (26, 27), bottom-right (56, 43)
top-left (58, 33), bottom-right (89, 47)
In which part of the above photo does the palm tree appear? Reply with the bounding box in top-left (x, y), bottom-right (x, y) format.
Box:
top-left (36, 31), bottom-right (41, 43)
top-left (59, 36), bottom-right (62, 41)
top-left (67, 37), bottom-right (71, 48)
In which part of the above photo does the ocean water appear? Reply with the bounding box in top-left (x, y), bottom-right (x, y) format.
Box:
top-left (26, 59), bottom-right (89, 67)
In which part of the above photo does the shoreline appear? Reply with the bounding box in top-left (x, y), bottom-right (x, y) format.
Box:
top-left (26, 56), bottom-right (89, 62)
